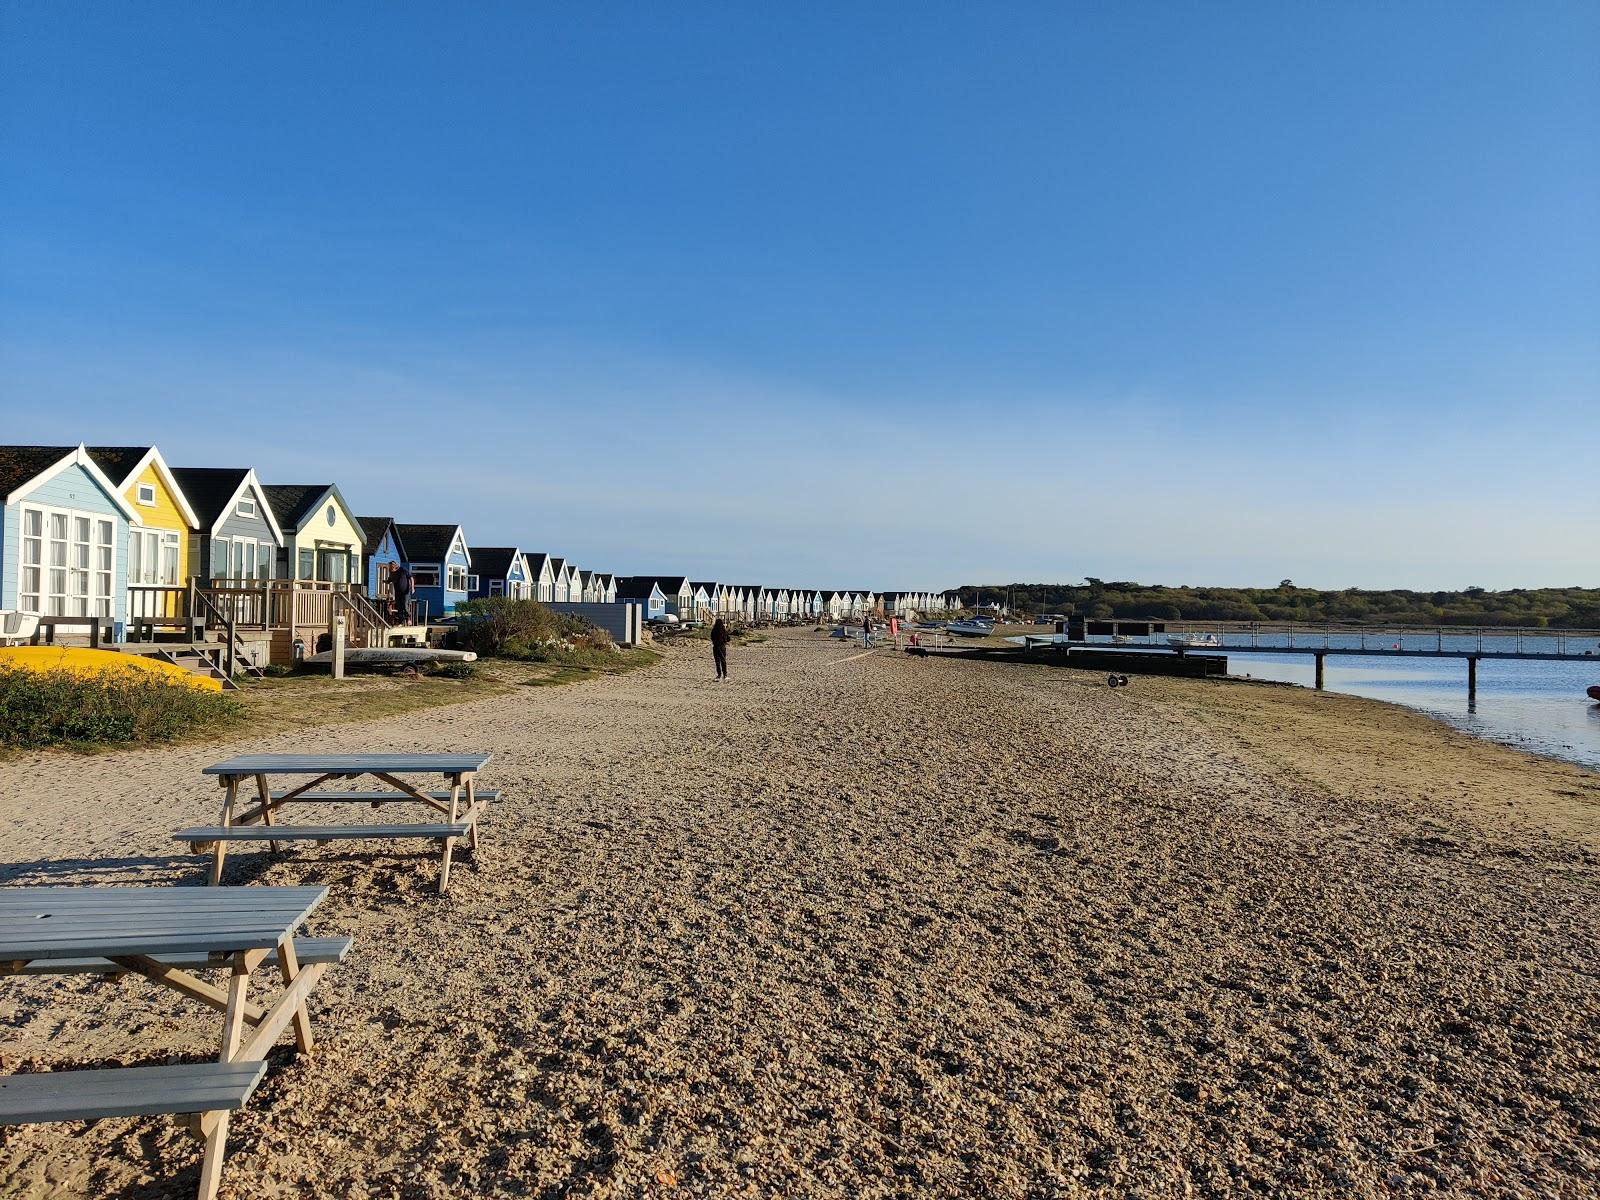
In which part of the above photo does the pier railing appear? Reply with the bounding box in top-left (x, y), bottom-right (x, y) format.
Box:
top-left (1161, 621), bottom-right (1600, 656)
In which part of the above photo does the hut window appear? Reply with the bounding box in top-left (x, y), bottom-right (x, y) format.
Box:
top-left (412, 565), bottom-right (440, 587)
top-left (136, 483), bottom-right (157, 506)
top-left (236, 496), bottom-right (256, 517)
top-left (446, 564), bottom-right (469, 591)
top-left (489, 580), bottom-right (503, 596)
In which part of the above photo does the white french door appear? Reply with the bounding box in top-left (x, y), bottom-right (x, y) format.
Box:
top-left (20, 505), bottom-right (114, 617)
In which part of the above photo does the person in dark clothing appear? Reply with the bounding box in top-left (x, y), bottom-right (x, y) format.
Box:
top-left (710, 617), bottom-right (730, 679)
top-left (390, 563), bottom-right (414, 624)
top-left (862, 613), bottom-right (873, 647)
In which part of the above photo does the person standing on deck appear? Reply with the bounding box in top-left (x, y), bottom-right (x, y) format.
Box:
top-left (390, 563), bottom-right (414, 624)
top-left (711, 616), bottom-right (730, 680)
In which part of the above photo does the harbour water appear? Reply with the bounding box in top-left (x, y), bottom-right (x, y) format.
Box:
top-left (1018, 632), bottom-right (1600, 770)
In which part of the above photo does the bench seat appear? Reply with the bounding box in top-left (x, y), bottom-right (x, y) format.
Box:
top-left (176, 823), bottom-right (472, 850)
top-left (7, 936), bottom-right (353, 977)
top-left (0, 1060), bottom-right (269, 1125)
top-left (269, 790), bottom-right (499, 803)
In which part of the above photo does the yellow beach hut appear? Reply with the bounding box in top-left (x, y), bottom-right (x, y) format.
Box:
top-left (87, 446), bottom-right (201, 631)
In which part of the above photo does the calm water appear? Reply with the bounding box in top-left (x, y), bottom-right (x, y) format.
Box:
top-left (1018, 632), bottom-right (1600, 770)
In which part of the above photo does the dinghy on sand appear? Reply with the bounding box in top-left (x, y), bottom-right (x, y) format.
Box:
top-left (1587, 685), bottom-right (1600, 703)
top-left (304, 647), bottom-right (477, 667)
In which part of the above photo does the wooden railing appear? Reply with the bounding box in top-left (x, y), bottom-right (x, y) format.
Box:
top-left (193, 578), bottom-right (392, 647)
top-left (127, 585), bottom-right (188, 624)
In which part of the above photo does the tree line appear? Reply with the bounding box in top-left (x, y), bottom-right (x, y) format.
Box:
top-left (956, 581), bottom-right (1600, 628)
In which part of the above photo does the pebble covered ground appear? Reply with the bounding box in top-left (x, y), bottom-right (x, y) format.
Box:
top-left (1, 630), bottom-right (1596, 1198)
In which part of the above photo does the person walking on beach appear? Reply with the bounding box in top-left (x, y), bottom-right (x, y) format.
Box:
top-left (862, 613), bottom-right (873, 647)
top-left (711, 616), bottom-right (730, 680)
top-left (390, 563), bottom-right (414, 624)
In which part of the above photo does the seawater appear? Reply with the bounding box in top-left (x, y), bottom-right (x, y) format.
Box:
top-left (1016, 633), bottom-right (1600, 770)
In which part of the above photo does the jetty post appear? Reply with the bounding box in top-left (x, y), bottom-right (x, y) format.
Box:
top-left (1314, 652), bottom-right (1325, 690)
top-left (1467, 655), bottom-right (1477, 710)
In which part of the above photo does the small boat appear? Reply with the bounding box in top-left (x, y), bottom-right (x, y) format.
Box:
top-left (1588, 685), bottom-right (1600, 703)
top-left (947, 619), bottom-right (996, 638)
top-left (1167, 633), bottom-right (1221, 649)
top-left (304, 647), bottom-right (478, 666)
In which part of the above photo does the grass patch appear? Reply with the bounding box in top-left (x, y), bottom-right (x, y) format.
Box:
top-left (227, 646), bottom-right (662, 737)
top-left (0, 666), bottom-right (244, 753)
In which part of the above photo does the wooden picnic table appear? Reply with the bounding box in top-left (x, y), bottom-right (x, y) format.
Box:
top-left (176, 752), bottom-right (494, 894)
top-left (0, 884), bottom-right (349, 1200)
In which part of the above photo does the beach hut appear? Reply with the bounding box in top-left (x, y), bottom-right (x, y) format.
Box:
top-left (577, 569), bottom-right (597, 603)
top-left (0, 444), bottom-right (141, 626)
top-left (354, 516), bottom-right (408, 600)
top-left (523, 552), bottom-right (554, 602)
top-left (86, 446), bottom-right (201, 626)
top-left (595, 572), bottom-right (618, 604)
top-left (691, 581), bottom-right (720, 623)
top-left (168, 467), bottom-right (285, 585)
top-left (614, 576), bottom-right (668, 621)
top-left (468, 547), bottom-right (531, 600)
top-left (262, 486), bottom-right (365, 586)
top-left (394, 524), bottom-right (472, 619)
top-left (549, 558), bottom-right (572, 603)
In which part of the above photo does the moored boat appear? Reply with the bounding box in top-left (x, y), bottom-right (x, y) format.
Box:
top-left (947, 621), bottom-right (994, 638)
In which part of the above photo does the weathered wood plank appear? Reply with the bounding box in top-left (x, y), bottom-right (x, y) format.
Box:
top-left (203, 753), bottom-right (491, 776)
top-left (0, 1061), bottom-right (268, 1124)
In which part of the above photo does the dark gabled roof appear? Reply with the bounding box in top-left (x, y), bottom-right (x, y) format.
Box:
top-left (523, 551), bottom-right (550, 576)
top-left (354, 516), bottom-right (403, 560)
top-left (84, 446), bottom-right (153, 485)
top-left (0, 446), bottom-right (78, 499)
top-left (469, 547), bottom-right (519, 580)
top-left (549, 557), bottom-right (567, 575)
top-left (691, 581), bottom-right (719, 593)
top-left (595, 573), bottom-right (614, 588)
top-left (613, 575), bottom-right (666, 600)
top-left (394, 524), bottom-right (464, 564)
top-left (170, 467), bottom-right (253, 526)
top-left (262, 485), bottom-right (329, 529)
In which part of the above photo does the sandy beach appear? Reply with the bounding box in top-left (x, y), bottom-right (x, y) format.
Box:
top-left (1, 629), bottom-right (1596, 1198)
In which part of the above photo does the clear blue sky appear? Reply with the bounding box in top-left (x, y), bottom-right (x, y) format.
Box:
top-left (2, 4), bottom-right (1596, 589)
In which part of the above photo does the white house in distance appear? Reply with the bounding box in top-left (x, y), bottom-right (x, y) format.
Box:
top-left (522, 552), bottom-right (554, 602)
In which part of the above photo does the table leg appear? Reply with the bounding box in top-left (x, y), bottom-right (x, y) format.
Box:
top-left (198, 952), bottom-right (253, 1200)
top-left (255, 774), bottom-right (279, 854)
top-left (208, 777), bottom-right (237, 886)
top-left (438, 777), bottom-right (461, 894)
top-left (466, 775), bottom-right (479, 854)
top-left (276, 939), bottom-right (315, 1054)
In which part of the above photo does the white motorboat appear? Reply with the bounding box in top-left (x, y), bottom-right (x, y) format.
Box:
top-left (1167, 633), bottom-right (1221, 649)
top-left (948, 622), bottom-right (994, 638)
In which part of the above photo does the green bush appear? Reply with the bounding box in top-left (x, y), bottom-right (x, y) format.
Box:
top-left (0, 667), bottom-right (242, 750)
top-left (454, 597), bottom-right (618, 664)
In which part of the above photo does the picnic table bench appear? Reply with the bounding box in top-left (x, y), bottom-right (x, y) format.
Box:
top-left (175, 753), bottom-right (494, 894)
top-left (0, 885), bottom-right (347, 1200)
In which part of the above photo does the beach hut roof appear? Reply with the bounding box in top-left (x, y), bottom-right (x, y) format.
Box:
top-left (613, 576), bottom-right (666, 600)
top-left (0, 444), bottom-right (143, 522)
top-left (263, 484), bottom-right (363, 538)
top-left (523, 551), bottom-right (550, 576)
top-left (354, 516), bottom-right (404, 560)
top-left (169, 467), bottom-right (285, 541)
top-left (468, 547), bottom-right (520, 579)
top-left (84, 444), bottom-right (204, 530)
top-left (394, 523), bottom-right (468, 565)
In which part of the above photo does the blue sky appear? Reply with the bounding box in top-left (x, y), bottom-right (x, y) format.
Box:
top-left (2, 4), bottom-right (1596, 589)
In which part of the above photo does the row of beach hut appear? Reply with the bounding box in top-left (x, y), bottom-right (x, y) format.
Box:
top-left (0, 444), bottom-right (955, 666)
